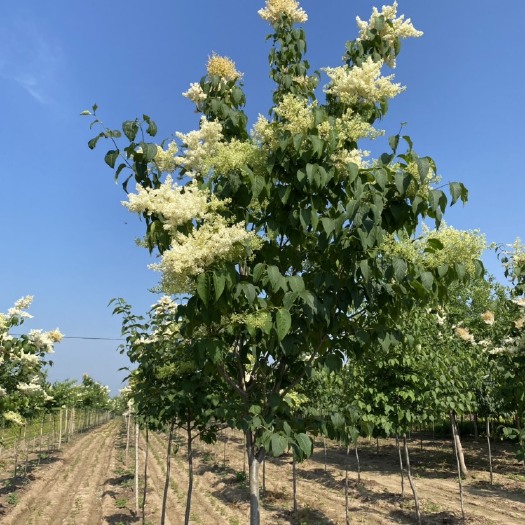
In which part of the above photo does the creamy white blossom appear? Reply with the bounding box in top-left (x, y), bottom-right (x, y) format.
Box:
top-left (173, 117), bottom-right (223, 174)
top-left (324, 57), bottom-right (404, 106)
top-left (124, 177), bottom-right (225, 232)
top-left (155, 141), bottom-right (179, 174)
top-left (356, 2), bottom-right (423, 67)
top-left (258, 0), bottom-right (308, 25)
top-left (183, 82), bottom-right (207, 105)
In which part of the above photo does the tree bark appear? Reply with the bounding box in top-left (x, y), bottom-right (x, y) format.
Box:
top-left (161, 422), bottom-right (175, 525)
top-left (451, 417), bottom-right (466, 520)
top-left (355, 445), bottom-right (361, 484)
top-left (450, 411), bottom-right (468, 478)
top-left (125, 412), bottom-right (131, 467)
top-left (345, 444), bottom-right (350, 525)
top-left (246, 431), bottom-right (264, 525)
top-left (403, 435), bottom-right (421, 525)
top-left (292, 454), bottom-right (298, 515)
top-left (486, 418), bottom-right (493, 486)
top-left (184, 423), bottom-right (194, 525)
top-left (473, 413), bottom-right (479, 442)
top-left (142, 428), bottom-right (149, 525)
top-left (135, 422), bottom-right (140, 514)
top-left (396, 435), bottom-right (405, 498)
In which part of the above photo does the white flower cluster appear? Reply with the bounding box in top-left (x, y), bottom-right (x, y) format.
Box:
top-left (7, 295), bottom-right (34, 320)
top-left (152, 217), bottom-right (262, 294)
top-left (174, 117), bottom-right (223, 175)
top-left (324, 57), bottom-right (404, 106)
top-left (28, 328), bottom-right (63, 353)
top-left (17, 376), bottom-right (44, 394)
top-left (356, 2), bottom-right (423, 67)
top-left (3, 410), bottom-right (25, 426)
top-left (155, 141), bottom-right (179, 174)
top-left (124, 177), bottom-right (225, 233)
top-left (183, 82), bottom-right (207, 105)
top-left (258, 0), bottom-right (308, 25)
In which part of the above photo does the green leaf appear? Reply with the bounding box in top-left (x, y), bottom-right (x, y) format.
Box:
top-left (392, 257), bottom-right (407, 281)
top-left (421, 271), bottom-right (434, 291)
top-left (270, 433), bottom-right (288, 457)
top-left (288, 275), bottom-right (305, 293)
top-left (196, 273), bottom-right (210, 307)
top-left (275, 309), bottom-right (292, 341)
top-left (449, 181), bottom-right (468, 206)
top-left (123, 120), bottom-right (139, 142)
top-left (213, 273), bottom-right (226, 301)
top-left (374, 168), bottom-right (387, 190)
top-left (267, 265), bottom-right (283, 292)
top-left (296, 433), bottom-right (312, 457)
top-left (253, 263), bottom-right (265, 283)
top-left (80, 110), bottom-right (92, 116)
top-left (141, 143), bottom-right (158, 162)
top-left (104, 150), bottom-right (119, 169)
top-left (416, 157), bottom-right (430, 183)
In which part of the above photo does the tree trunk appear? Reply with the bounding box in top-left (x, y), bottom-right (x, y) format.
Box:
top-left (292, 454), bottom-right (298, 515)
top-left (58, 409), bottom-right (63, 450)
top-left (142, 429), bottom-right (149, 525)
top-left (403, 435), bottom-right (421, 525)
top-left (184, 423), bottom-right (194, 525)
top-left (396, 435), bottom-right (405, 498)
top-left (246, 431), bottom-right (264, 525)
top-left (473, 413), bottom-right (479, 442)
top-left (323, 437), bottom-right (327, 474)
top-left (125, 412), bottom-right (131, 467)
top-left (450, 411), bottom-right (468, 478)
top-left (262, 456), bottom-right (266, 495)
top-left (345, 444), bottom-right (350, 525)
top-left (486, 418), bottom-right (493, 486)
top-left (161, 423), bottom-right (175, 525)
top-left (355, 445), bottom-right (361, 484)
top-left (451, 418), bottom-right (466, 520)
top-left (135, 422), bottom-right (140, 514)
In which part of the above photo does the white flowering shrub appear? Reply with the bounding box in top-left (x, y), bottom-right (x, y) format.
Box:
top-left (0, 296), bottom-right (63, 425)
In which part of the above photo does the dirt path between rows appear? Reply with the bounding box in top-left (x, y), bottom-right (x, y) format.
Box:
top-left (1, 420), bottom-right (120, 525)
top-left (2, 421), bottom-right (525, 524)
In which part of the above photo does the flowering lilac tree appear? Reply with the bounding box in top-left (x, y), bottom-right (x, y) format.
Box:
top-left (0, 296), bottom-right (63, 427)
top-left (87, 2), bottom-right (470, 522)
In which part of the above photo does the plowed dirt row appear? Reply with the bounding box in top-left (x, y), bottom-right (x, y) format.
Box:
top-left (2, 421), bottom-right (525, 524)
top-left (2, 420), bottom-right (120, 525)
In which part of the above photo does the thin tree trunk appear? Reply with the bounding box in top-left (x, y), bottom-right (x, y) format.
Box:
top-left (223, 429), bottom-right (227, 468)
top-left (125, 412), bottom-right (131, 467)
top-left (396, 435), bottom-right (405, 498)
top-left (142, 428), bottom-right (149, 525)
top-left (243, 432), bottom-right (247, 475)
top-left (323, 437), bottom-right (327, 474)
top-left (355, 445), bottom-right (361, 484)
top-left (452, 418), bottom-right (466, 520)
top-left (292, 454), bottom-right (298, 515)
top-left (262, 456), bottom-right (266, 495)
top-left (473, 413), bottom-right (479, 442)
top-left (450, 411), bottom-right (468, 478)
top-left (345, 444), bottom-right (350, 525)
top-left (403, 435), bottom-right (421, 525)
top-left (486, 418), bottom-right (493, 486)
top-left (58, 409), bottom-right (63, 450)
top-left (184, 423), bottom-right (194, 525)
top-left (135, 422), bottom-right (140, 514)
top-left (376, 436), bottom-right (380, 455)
top-left (161, 423), bottom-right (175, 525)
top-left (247, 431), bottom-right (264, 525)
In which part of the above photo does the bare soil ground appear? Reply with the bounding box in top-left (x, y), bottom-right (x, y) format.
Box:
top-left (1, 420), bottom-right (525, 524)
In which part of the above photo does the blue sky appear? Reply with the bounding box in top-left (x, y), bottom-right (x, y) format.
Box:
top-left (1, 1), bottom-right (523, 394)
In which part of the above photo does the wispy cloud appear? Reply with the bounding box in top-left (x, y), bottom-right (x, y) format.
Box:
top-left (0, 16), bottom-right (64, 105)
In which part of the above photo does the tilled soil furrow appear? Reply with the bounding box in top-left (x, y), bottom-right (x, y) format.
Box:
top-left (3, 420), bottom-right (119, 525)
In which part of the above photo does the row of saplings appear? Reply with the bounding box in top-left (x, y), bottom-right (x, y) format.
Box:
top-left (120, 408), bottom-right (514, 525)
